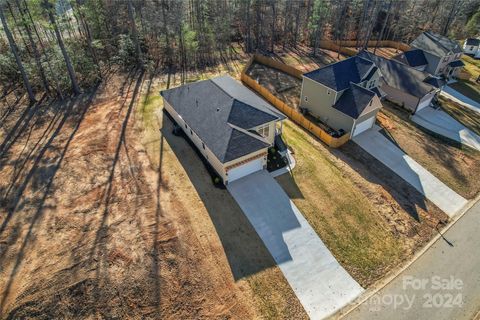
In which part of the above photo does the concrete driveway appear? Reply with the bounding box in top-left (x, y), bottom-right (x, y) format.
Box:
top-left (227, 171), bottom-right (364, 319)
top-left (412, 107), bottom-right (480, 151)
top-left (441, 85), bottom-right (480, 113)
top-left (353, 126), bottom-right (467, 217)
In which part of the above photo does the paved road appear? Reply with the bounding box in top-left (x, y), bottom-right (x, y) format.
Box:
top-left (353, 126), bottom-right (467, 216)
top-left (344, 200), bottom-right (480, 320)
top-left (227, 171), bottom-right (364, 319)
top-left (412, 108), bottom-right (480, 151)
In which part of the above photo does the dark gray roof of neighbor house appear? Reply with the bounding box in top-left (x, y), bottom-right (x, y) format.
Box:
top-left (333, 83), bottom-right (376, 119)
top-left (393, 49), bottom-right (428, 67)
top-left (358, 50), bottom-right (436, 98)
top-left (161, 75), bottom-right (281, 163)
top-left (448, 60), bottom-right (465, 67)
top-left (411, 31), bottom-right (463, 56)
top-left (303, 56), bottom-right (375, 91)
top-left (465, 38), bottom-right (480, 46)
top-left (423, 76), bottom-right (446, 88)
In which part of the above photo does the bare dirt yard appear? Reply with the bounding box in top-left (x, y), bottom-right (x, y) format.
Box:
top-left (379, 101), bottom-right (480, 199)
top-left (0, 56), bottom-right (308, 318)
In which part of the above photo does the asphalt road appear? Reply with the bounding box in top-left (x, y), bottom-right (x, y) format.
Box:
top-left (344, 200), bottom-right (480, 320)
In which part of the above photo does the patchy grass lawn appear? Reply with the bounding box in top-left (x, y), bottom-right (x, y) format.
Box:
top-left (380, 101), bottom-right (480, 199)
top-left (462, 54), bottom-right (480, 78)
top-left (276, 120), bottom-right (448, 287)
top-left (439, 96), bottom-right (480, 135)
top-left (137, 65), bottom-right (308, 319)
top-left (449, 80), bottom-right (480, 103)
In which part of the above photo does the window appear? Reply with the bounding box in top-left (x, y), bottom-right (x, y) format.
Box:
top-left (190, 129), bottom-right (193, 135)
top-left (471, 46), bottom-right (475, 50)
top-left (257, 124), bottom-right (269, 138)
top-left (304, 96), bottom-right (308, 102)
top-left (202, 142), bottom-right (205, 150)
top-left (185, 123), bottom-right (188, 129)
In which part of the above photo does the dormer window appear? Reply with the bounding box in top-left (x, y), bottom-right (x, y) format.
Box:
top-left (257, 124), bottom-right (269, 138)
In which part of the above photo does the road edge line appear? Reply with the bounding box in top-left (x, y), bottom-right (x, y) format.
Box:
top-left (333, 194), bottom-right (480, 320)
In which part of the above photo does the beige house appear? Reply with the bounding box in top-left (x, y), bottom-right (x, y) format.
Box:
top-left (300, 56), bottom-right (383, 138)
top-left (161, 75), bottom-right (285, 185)
top-left (408, 31), bottom-right (464, 79)
top-left (359, 51), bottom-right (441, 114)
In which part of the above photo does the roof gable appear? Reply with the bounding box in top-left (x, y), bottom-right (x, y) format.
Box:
top-left (228, 99), bottom-right (278, 129)
top-left (394, 49), bottom-right (428, 67)
top-left (333, 83), bottom-right (376, 119)
top-left (303, 56), bottom-right (375, 91)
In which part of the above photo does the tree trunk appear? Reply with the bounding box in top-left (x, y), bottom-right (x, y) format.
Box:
top-left (15, 0), bottom-right (50, 93)
top-left (127, 0), bottom-right (143, 67)
top-left (374, 0), bottom-right (392, 54)
top-left (0, 3), bottom-right (35, 103)
top-left (43, 0), bottom-right (81, 95)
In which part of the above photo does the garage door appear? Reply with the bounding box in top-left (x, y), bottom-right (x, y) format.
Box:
top-left (352, 116), bottom-right (376, 137)
top-left (416, 95), bottom-right (433, 112)
top-left (227, 158), bottom-right (264, 183)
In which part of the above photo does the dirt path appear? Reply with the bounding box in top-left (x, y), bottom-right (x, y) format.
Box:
top-left (0, 72), bottom-right (265, 318)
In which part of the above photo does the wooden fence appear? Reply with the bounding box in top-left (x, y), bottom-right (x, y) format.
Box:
top-left (317, 40), bottom-right (410, 57)
top-left (241, 55), bottom-right (350, 148)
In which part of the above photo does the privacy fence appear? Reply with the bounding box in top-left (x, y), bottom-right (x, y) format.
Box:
top-left (241, 54), bottom-right (350, 148)
top-left (317, 40), bottom-right (410, 56)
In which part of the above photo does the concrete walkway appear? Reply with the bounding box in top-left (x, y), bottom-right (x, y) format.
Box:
top-left (227, 171), bottom-right (364, 319)
top-left (343, 199), bottom-right (480, 320)
top-left (353, 126), bottom-right (467, 217)
top-left (412, 108), bottom-right (480, 151)
top-left (441, 85), bottom-right (480, 114)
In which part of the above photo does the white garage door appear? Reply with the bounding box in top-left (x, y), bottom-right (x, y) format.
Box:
top-left (227, 158), bottom-right (264, 183)
top-left (353, 116), bottom-right (376, 137)
top-left (416, 95), bottom-right (434, 112)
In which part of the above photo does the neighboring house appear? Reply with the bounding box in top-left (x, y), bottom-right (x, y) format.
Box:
top-left (408, 31), bottom-right (464, 78)
top-left (463, 38), bottom-right (480, 58)
top-left (161, 75), bottom-right (285, 185)
top-left (300, 56), bottom-right (383, 137)
top-left (358, 51), bottom-right (442, 114)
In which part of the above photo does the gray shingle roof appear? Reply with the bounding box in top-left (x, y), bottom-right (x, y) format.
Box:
top-left (303, 56), bottom-right (375, 91)
top-left (358, 51), bottom-right (435, 98)
top-left (393, 49), bottom-right (428, 67)
top-left (465, 38), bottom-right (480, 46)
top-left (161, 75), bottom-right (281, 163)
top-left (333, 83), bottom-right (376, 119)
top-left (411, 31), bottom-right (463, 56)
top-left (448, 60), bottom-right (465, 67)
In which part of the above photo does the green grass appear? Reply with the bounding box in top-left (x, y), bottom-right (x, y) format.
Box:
top-left (440, 96), bottom-right (480, 136)
top-left (462, 55), bottom-right (480, 78)
top-left (277, 121), bottom-right (402, 286)
top-left (449, 80), bottom-right (480, 103)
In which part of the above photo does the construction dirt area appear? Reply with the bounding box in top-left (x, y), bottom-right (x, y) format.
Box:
top-left (0, 48), bottom-right (458, 318)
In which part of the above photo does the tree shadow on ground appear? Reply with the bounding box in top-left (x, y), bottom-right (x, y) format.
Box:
top-left (334, 141), bottom-right (429, 222)
top-left (160, 111), bottom-right (278, 281)
top-left (0, 85), bottom-right (99, 314)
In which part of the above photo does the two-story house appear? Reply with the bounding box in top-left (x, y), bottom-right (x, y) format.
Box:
top-left (463, 38), bottom-right (480, 58)
top-left (407, 31), bottom-right (464, 79)
top-left (300, 56), bottom-right (384, 137)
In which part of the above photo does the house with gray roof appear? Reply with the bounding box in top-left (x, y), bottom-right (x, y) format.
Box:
top-left (161, 75), bottom-right (285, 184)
top-left (358, 50), bottom-right (440, 114)
top-left (463, 38), bottom-right (480, 58)
top-left (407, 31), bottom-right (464, 78)
top-left (300, 56), bottom-right (384, 137)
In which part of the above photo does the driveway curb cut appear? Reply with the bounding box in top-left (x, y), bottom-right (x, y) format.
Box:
top-left (333, 194), bottom-right (480, 320)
